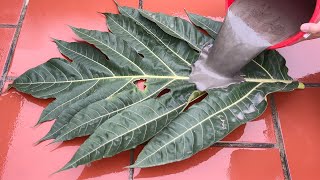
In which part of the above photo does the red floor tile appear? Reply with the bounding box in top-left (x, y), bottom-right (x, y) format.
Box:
top-left (274, 88), bottom-right (320, 179)
top-left (144, 0), bottom-right (226, 20)
top-left (0, 28), bottom-right (15, 75)
top-left (0, 0), bottom-right (23, 24)
top-left (6, 0), bottom-right (138, 80)
top-left (143, 0), bottom-right (276, 144)
top-left (278, 39), bottom-right (320, 83)
top-left (133, 146), bottom-right (284, 180)
top-left (0, 90), bottom-right (130, 180)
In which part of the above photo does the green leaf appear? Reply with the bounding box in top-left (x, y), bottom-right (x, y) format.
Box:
top-left (139, 10), bottom-right (212, 51)
top-left (57, 83), bottom-right (203, 172)
top-left (131, 50), bottom-right (299, 168)
top-left (186, 11), bottom-right (223, 39)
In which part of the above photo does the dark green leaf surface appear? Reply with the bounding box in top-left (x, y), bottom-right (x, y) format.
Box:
top-left (58, 83), bottom-right (201, 172)
top-left (139, 10), bottom-right (212, 51)
top-left (186, 11), bottom-right (223, 38)
top-left (106, 13), bottom-right (190, 76)
top-left (118, 6), bottom-right (199, 65)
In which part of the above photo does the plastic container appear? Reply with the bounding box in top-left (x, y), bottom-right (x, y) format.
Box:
top-left (226, 0), bottom-right (320, 49)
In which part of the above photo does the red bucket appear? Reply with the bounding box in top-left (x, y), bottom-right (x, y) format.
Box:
top-left (226, 0), bottom-right (320, 49)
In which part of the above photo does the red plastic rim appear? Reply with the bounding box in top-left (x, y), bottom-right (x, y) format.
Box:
top-left (226, 0), bottom-right (320, 49)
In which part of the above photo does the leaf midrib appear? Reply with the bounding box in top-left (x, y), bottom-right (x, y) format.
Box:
top-left (16, 76), bottom-right (293, 85)
top-left (15, 75), bottom-right (189, 85)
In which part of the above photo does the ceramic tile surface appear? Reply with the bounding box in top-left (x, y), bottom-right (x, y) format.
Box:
top-left (274, 88), bottom-right (320, 179)
top-left (278, 39), bottom-right (320, 83)
top-left (133, 146), bottom-right (284, 180)
top-left (0, 90), bottom-right (131, 180)
top-left (222, 104), bottom-right (276, 143)
top-left (0, 28), bottom-right (15, 75)
top-left (144, 0), bottom-right (225, 20)
top-left (0, 0), bottom-right (23, 24)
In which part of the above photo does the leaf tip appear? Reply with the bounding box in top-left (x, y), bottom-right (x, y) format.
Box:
top-left (37, 133), bottom-right (55, 145)
top-left (113, 0), bottom-right (119, 6)
top-left (104, 12), bottom-right (114, 17)
top-left (46, 139), bottom-right (60, 146)
top-left (68, 25), bottom-right (78, 32)
top-left (52, 165), bottom-right (70, 175)
top-left (51, 37), bottom-right (61, 44)
top-left (96, 11), bottom-right (105, 15)
top-left (5, 84), bottom-right (14, 93)
top-left (33, 121), bottom-right (42, 128)
top-left (184, 8), bottom-right (189, 15)
top-left (126, 164), bottom-right (136, 169)
top-left (33, 140), bottom-right (41, 146)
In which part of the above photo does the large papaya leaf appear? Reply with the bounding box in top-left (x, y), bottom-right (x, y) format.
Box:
top-left (9, 5), bottom-right (301, 173)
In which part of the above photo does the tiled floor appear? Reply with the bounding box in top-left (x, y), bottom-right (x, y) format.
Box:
top-left (0, 0), bottom-right (319, 180)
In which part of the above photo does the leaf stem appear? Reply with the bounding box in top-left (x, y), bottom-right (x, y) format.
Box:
top-left (244, 78), bottom-right (293, 84)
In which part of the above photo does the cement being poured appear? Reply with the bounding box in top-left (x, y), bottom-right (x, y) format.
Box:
top-left (189, 0), bottom-right (316, 91)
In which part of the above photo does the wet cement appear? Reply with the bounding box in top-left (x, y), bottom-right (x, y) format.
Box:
top-left (190, 0), bottom-right (316, 91)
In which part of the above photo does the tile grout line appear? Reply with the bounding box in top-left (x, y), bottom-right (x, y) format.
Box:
top-left (304, 83), bottom-right (320, 88)
top-left (129, 149), bottom-right (135, 180)
top-left (129, 2), bottom-right (143, 180)
top-left (0, 0), bottom-right (29, 93)
top-left (211, 142), bottom-right (275, 148)
top-left (0, 24), bottom-right (18, 28)
top-left (270, 95), bottom-right (292, 180)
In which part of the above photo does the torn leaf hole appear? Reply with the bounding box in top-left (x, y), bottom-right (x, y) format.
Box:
top-left (138, 53), bottom-right (145, 58)
top-left (134, 79), bottom-right (147, 91)
top-left (184, 93), bottom-right (207, 111)
top-left (157, 88), bottom-right (171, 98)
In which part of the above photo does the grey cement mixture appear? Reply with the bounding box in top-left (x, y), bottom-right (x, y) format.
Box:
top-left (189, 0), bottom-right (315, 91)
